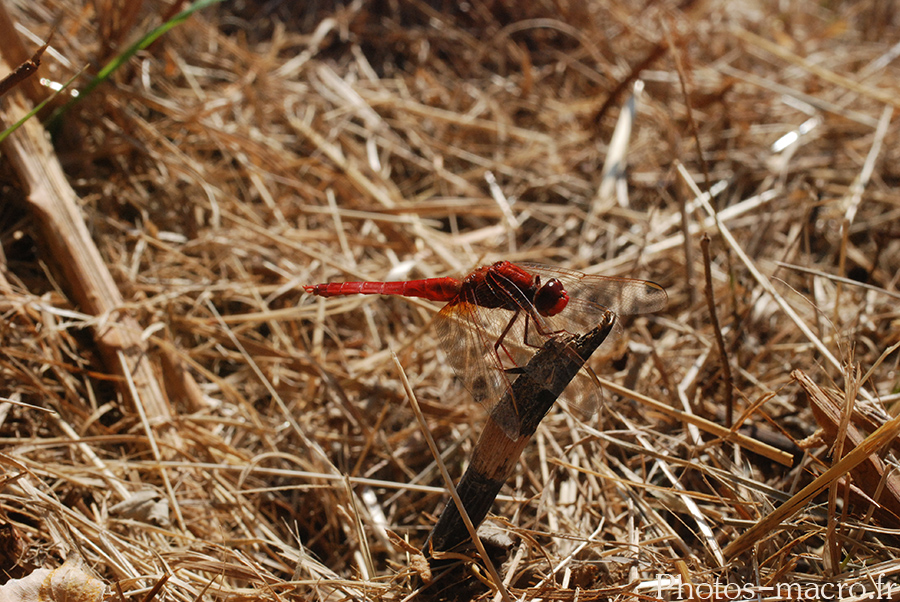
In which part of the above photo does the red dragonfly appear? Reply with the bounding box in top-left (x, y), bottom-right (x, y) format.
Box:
top-left (304, 261), bottom-right (667, 437)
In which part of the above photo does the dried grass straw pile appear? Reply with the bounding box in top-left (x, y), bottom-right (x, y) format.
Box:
top-left (1, 1), bottom-right (899, 600)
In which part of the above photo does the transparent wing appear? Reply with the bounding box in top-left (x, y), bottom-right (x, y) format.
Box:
top-left (537, 309), bottom-right (611, 426)
top-left (434, 300), bottom-right (523, 437)
top-left (515, 263), bottom-right (666, 422)
top-left (517, 263), bottom-right (668, 318)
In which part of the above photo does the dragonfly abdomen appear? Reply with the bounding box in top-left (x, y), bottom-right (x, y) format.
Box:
top-left (305, 277), bottom-right (462, 302)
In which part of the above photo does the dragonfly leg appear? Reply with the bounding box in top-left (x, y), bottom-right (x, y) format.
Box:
top-left (522, 311), bottom-right (569, 348)
top-left (493, 310), bottom-right (522, 368)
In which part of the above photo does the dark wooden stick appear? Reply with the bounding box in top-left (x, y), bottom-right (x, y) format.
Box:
top-left (0, 3), bottom-right (45, 103)
top-left (0, 37), bottom-right (50, 98)
top-left (424, 311), bottom-right (616, 556)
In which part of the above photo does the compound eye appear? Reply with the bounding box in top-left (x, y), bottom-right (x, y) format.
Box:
top-left (534, 278), bottom-right (569, 316)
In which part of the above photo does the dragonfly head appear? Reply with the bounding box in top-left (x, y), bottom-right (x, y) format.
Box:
top-left (534, 278), bottom-right (569, 316)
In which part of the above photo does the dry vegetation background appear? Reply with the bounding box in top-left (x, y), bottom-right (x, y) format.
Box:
top-left (1, 0), bottom-right (900, 600)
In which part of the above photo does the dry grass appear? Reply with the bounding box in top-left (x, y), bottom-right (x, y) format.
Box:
top-left (1, 1), bottom-right (900, 600)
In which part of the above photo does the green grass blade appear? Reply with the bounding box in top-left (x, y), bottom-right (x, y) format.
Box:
top-left (50, 0), bottom-right (224, 123)
top-left (0, 66), bottom-right (86, 144)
